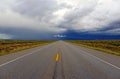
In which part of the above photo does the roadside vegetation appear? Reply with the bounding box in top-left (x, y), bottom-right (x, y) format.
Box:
top-left (0, 40), bottom-right (55, 56)
top-left (66, 40), bottom-right (120, 56)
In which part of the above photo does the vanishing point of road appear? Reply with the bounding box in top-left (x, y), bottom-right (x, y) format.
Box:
top-left (0, 41), bottom-right (120, 79)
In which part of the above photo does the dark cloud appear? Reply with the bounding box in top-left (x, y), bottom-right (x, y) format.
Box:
top-left (0, 0), bottom-right (120, 39)
top-left (62, 30), bottom-right (120, 40)
top-left (0, 26), bottom-right (56, 39)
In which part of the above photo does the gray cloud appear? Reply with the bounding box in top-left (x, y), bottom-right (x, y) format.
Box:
top-left (14, 0), bottom-right (60, 20)
top-left (0, 0), bottom-right (68, 33)
top-left (0, 0), bottom-right (120, 39)
top-left (59, 0), bottom-right (120, 31)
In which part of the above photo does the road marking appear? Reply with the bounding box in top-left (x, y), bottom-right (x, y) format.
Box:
top-left (81, 50), bottom-right (120, 70)
top-left (55, 53), bottom-right (60, 62)
top-left (0, 48), bottom-right (43, 67)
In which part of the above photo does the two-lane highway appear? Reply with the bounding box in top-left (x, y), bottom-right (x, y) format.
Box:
top-left (0, 41), bottom-right (120, 79)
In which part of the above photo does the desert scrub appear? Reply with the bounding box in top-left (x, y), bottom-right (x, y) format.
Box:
top-left (66, 40), bottom-right (120, 56)
top-left (0, 40), bottom-right (55, 56)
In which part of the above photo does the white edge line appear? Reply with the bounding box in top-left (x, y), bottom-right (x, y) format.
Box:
top-left (0, 49), bottom-right (42, 67)
top-left (66, 42), bottom-right (120, 70)
top-left (81, 50), bottom-right (120, 70)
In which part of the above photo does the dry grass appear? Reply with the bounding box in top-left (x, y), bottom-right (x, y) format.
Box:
top-left (66, 40), bottom-right (120, 56)
top-left (0, 40), bottom-right (55, 56)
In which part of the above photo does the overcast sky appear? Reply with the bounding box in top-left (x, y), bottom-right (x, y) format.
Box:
top-left (0, 0), bottom-right (120, 39)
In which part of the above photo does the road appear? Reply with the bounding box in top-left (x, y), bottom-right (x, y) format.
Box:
top-left (0, 41), bottom-right (120, 79)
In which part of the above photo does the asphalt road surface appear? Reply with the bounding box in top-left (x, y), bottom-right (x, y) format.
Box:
top-left (0, 41), bottom-right (120, 79)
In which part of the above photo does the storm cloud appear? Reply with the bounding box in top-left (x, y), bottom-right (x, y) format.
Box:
top-left (0, 0), bottom-right (120, 39)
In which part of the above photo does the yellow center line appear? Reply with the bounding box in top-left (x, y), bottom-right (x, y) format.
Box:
top-left (55, 53), bottom-right (60, 62)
